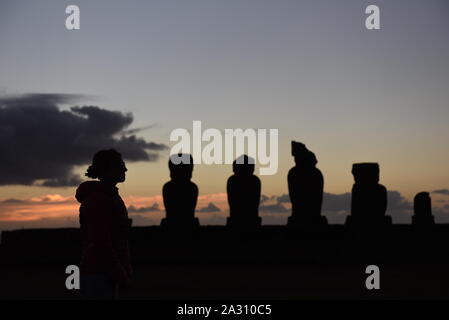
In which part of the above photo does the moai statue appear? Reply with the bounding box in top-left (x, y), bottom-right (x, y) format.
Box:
top-left (346, 163), bottom-right (391, 226)
top-left (412, 192), bottom-right (435, 226)
top-left (287, 141), bottom-right (327, 226)
top-left (161, 153), bottom-right (200, 228)
top-left (226, 155), bottom-right (262, 228)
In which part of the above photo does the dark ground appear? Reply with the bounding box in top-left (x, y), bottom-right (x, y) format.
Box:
top-left (1, 263), bottom-right (448, 300)
top-left (1, 225), bottom-right (448, 300)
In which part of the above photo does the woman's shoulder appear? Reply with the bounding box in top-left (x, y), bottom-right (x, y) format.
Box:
top-left (76, 180), bottom-right (109, 204)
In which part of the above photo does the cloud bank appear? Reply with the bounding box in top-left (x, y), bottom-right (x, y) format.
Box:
top-left (432, 189), bottom-right (449, 196)
top-left (0, 94), bottom-right (167, 187)
top-left (197, 202), bottom-right (221, 213)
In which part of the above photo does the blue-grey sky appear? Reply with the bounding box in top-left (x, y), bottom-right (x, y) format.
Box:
top-left (0, 0), bottom-right (449, 226)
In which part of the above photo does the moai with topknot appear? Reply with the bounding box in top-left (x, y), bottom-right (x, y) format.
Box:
top-left (287, 141), bottom-right (327, 226)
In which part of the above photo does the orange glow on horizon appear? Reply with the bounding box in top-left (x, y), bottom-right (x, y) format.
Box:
top-left (0, 193), bottom-right (230, 225)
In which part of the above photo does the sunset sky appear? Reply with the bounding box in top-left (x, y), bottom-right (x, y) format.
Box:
top-left (1, 0), bottom-right (449, 230)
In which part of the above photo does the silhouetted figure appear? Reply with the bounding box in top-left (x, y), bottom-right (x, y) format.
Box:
top-left (346, 163), bottom-right (391, 226)
top-left (412, 192), bottom-right (435, 226)
top-left (287, 141), bottom-right (327, 226)
top-left (226, 155), bottom-right (262, 228)
top-left (161, 154), bottom-right (199, 228)
top-left (75, 149), bottom-right (132, 300)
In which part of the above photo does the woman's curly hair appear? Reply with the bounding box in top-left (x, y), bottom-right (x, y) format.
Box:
top-left (86, 149), bottom-right (123, 179)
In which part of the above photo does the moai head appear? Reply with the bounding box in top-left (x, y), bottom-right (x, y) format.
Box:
top-left (233, 154), bottom-right (255, 175)
top-left (291, 141), bottom-right (317, 169)
top-left (169, 153), bottom-right (194, 181)
top-left (414, 192), bottom-right (432, 217)
top-left (352, 163), bottom-right (379, 185)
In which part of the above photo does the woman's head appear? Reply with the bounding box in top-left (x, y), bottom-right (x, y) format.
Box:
top-left (86, 149), bottom-right (127, 184)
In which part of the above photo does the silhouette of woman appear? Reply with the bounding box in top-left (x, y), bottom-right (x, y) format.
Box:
top-left (75, 149), bottom-right (132, 299)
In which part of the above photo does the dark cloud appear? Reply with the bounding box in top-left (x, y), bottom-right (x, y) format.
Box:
top-left (127, 215), bottom-right (158, 226)
top-left (121, 124), bottom-right (157, 135)
top-left (322, 192), bottom-right (351, 213)
top-left (198, 202), bottom-right (221, 213)
top-left (127, 203), bottom-right (161, 213)
top-left (432, 189), bottom-right (449, 196)
top-left (261, 194), bottom-right (275, 204)
top-left (259, 202), bottom-right (289, 213)
top-left (433, 207), bottom-right (449, 223)
top-left (0, 94), bottom-right (167, 187)
top-left (41, 175), bottom-right (83, 187)
top-left (259, 194), bottom-right (289, 213)
top-left (1, 198), bottom-right (25, 203)
top-left (276, 194), bottom-right (290, 203)
top-left (262, 190), bottom-right (442, 224)
top-left (199, 213), bottom-right (226, 225)
top-left (0, 93), bottom-right (88, 107)
top-left (260, 194), bottom-right (270, 204)
top-left (387, 191), bottom-right (413, 212)
top-left (260, 215), bottom-right (288, 225)
top-left (321, 191), bottom-right (413, 224)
